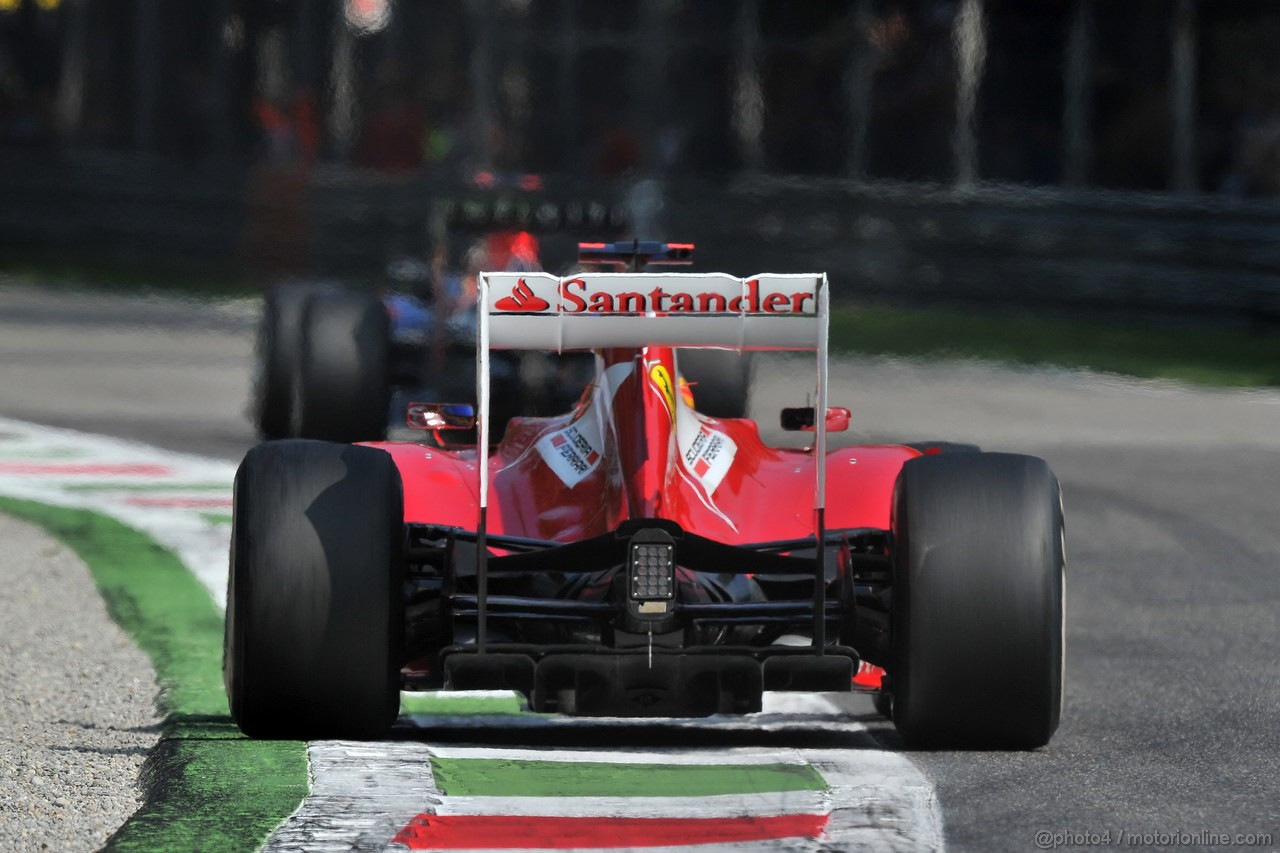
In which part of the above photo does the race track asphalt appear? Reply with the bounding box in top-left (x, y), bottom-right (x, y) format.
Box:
top-left (2, 284), bottom-right (1277, 851)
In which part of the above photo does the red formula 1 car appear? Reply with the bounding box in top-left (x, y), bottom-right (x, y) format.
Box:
top-left (224, 242), bottom-right (1065, 749)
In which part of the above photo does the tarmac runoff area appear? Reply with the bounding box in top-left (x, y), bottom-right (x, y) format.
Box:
top-left (0, 512), bottom-right (161, 852)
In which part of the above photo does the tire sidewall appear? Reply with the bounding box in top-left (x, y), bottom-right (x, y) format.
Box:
top-left (225, 440), bottom-right (404, 739)
top-left (891, 452), bottom-right (1064, 749)
top-left (254, 283), bottom-right (316, 438)
top-left (295, 289), bottom-right (391, 442)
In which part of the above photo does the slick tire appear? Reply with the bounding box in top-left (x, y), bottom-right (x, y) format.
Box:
top-left (890, 452), bottom-right (1064, 749)
top-left (253, 282), bottom-right (316, 439)
top-left (679, 349), bottom-right (753, 418)
top-left (224, 440), bottom-right (405, 739)
top-left (295, 288), bottom-right (391, 442)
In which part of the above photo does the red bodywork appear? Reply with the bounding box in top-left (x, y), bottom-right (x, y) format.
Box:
top-left (369, 346), bottom-right (919, 544)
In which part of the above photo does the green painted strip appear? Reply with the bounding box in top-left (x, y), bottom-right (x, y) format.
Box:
top-left (0, 498), bottom-right (307, 853)
top-left (117, 732), bottom-right (305, 852)
top-left (0, 446), bottom-right (88, 459)
top-left (429, 758), bottom-right (827, 799)
top-left (200, 512), bottom-right (234, 526)
top-left (65, 481), bottom-right (230, 493)
top-left (400, 692), bottom-right (528, 716)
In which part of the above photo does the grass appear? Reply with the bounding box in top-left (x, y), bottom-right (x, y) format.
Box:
top-left (830, 303), bottom-right (1280, 388)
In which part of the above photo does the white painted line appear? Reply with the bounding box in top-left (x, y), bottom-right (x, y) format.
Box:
top-left (405, 689), bottom-right (522, 701)
top-left (423, 745), bottom-right (810, 766)
top-left (432, 790), bottom-right (829, 819)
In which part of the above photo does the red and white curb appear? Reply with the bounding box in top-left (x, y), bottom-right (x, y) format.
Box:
top-left (0, 417), bottom-right (944, 852)
top-left (0, 417), bottom-right (237, 606)
top-left (264, 720), bottom-right (941, 852)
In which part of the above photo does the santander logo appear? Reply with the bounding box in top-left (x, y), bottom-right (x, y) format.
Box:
top-left (493, 277), bottom-right (814, 315)
top-left (493, 278), bottom-right (551, 312)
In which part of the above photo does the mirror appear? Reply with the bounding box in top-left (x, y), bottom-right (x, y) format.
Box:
top-left (780, 406), bottom-right (851, 433)
top-left (407, 402), bottom-right (476, 430)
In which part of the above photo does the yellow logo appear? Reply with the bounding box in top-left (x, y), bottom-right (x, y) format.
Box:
top-left (649, 364), bottom-right (677, 419)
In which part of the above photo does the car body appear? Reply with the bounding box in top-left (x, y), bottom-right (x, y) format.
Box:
top-left (226, 242), bottom-right (1065, 749)
top-left (250, 271), bottom-right (570, 445)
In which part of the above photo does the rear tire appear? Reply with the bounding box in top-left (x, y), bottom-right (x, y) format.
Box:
top-left (253, 283), bottom-right (316, 439)
top-left (679, 349), bottom-right (753, 418)
top-left (890, 452), bottom-right (1064, 749)
top-left (224, 440), bottom-right (404, 739)
top-left (295, 289), bottom-right (391, 442)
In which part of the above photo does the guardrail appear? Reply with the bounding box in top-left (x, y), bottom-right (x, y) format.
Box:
top-left (667, 177), bottom-right (1280, 323)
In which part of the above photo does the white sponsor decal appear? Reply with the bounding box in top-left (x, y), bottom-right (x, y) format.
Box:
top-left (534, 422), bottom-right (602, 489)
top-left (487, 273), bottom-right (819, 316)
top-left (676, 404), bottom-right (738, 496)
top-left (533, 361), bottom-right (633, 489)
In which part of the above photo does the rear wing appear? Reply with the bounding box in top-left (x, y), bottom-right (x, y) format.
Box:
top-left (473, 269), bottom-right (832, 651)
top-left (480, 271), bottom-right (826, 351)
top-left (475, 267), bottom-right (831, 502)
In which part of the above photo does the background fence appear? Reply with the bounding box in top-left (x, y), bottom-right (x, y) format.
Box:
top-left (2, 0), bottom-right (1279, 323)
